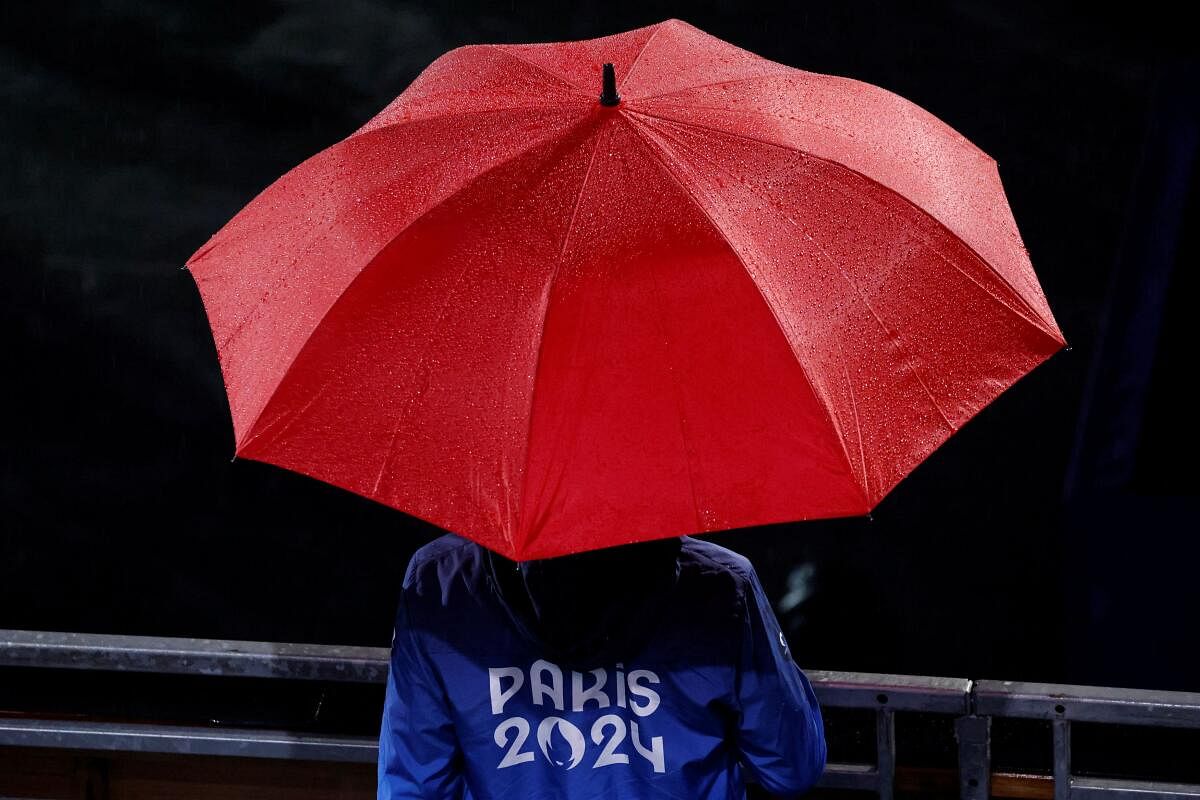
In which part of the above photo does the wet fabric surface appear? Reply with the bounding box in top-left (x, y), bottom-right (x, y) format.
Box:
top-left (186, 19), bottom-right (1065, 560)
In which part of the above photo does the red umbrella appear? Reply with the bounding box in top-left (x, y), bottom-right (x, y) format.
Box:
top-left (187, 18), bottom-right (1065, 560)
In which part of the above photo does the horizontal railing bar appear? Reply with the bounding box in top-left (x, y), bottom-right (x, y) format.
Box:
top-left (0, 629), bottom-right (388, 684)
top-left (9, 715), bottom-right (1197, 800)
top-left (808, 670), bottom-right (972, 714)
top-left (975, 680), bottom-right (1200, 728)
top-left (0, 715), bottom-right (876, 783)
top-left (10, 630), bottom-right (1200, 730)
top-left (0, 630), bottom-right (970, 711)
top-left (1071, 777), bottom-right (1200, 800)
top-left (0, 718), bottom-right (378, 762)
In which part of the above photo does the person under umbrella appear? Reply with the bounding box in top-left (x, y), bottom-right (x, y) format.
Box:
top-left (377, 532), bottom-right (826, 798)
top-left (184, 16), bottom-right (1066, 800)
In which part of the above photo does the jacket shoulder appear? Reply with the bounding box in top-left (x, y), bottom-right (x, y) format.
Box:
top-left (679, 536), bottom-right (757, 585)
top-left (674, 537), bottom-right (759, 623)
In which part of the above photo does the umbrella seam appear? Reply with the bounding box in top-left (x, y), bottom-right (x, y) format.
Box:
top-left (631, 70), bottom-right (989, 163)
top-left (765, 67), bottom-right (992, 157)
top-left (514, 123), bottom-right (607, 555)
top-left (237, 380), bottom-right (333, 455)
top-left (199, 108), bottom-right (575, 356)
top-left (636, 113), bottom-right (965, 481)
top-left (192, 109), bottom-right (511, 269)
top-left (631, 99), bottom-right (850, 148)
top-left (489, 45), bottom-right (594, 96)
top-left (635, 116), bottom-right (886, 492)
top-left (367, 248), bottom-right (479, 498)
top-left (835, 338), bottom-right (872, 501)
top-left (366, 123), bottom-right (605, 515)
top-left (651, 119), bottom-right (964, 437)
top-left (636, 112), bottom-right (1072, 499)
top-left (619, 20), bottom-right (669, 95)
top-left (624, 107), bottom-right (1062, 340)
top-left (233, 116), bottom-right (596, 455)
top-left (620, 114), bottom-right (874, 511)
top-left (626, 67), bottom-right (796, 103)
top-left (349, 103), bottom-right (576, 143)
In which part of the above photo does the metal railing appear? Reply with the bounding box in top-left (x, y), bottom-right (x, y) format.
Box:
top-left (3, 629), bottom-right (1200, 798)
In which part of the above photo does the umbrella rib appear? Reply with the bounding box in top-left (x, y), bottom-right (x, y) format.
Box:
top-left (627, 67), bottom-right (795, 103)
top-left (624, 107), bottom-right (1061, 340)
top-left (368, 245), bottom-right (477, 497)
top-left (196, 111), bottom-right (499, 270)
top-left (835, 337), bottom-right (872, 501)
top-left (799, 212), bottom-right (962, 436)
top-left (641, 93), bottom-right (984, 157)
top-left (238, 379), bottom-right (333, 455)
top-left (619, 21), bottom-right (669, 94)
top-left (235, 116), bottom-right (594, 454)
top-left (648, 119), bottom-right (963, 436)
top-left (202, 108), bottom-right (572, 355)
top-left (630, 98), bottom-right (850, 148)
top-left (637, 112), bottom-right (964, 450)
top-left (489, 45), bottom-right (593, 96)
top-left (621, 115), bottom-right (873, 511)
top-left (514, 123), bottom-right (607, 552)
top-left (347, 103), bottom-right (574, 144)
top-left (366, 121), bottom-right (599, 503)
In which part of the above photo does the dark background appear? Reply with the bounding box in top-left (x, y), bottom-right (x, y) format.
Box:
top-left (2, 1), bottom-right (1196, 691)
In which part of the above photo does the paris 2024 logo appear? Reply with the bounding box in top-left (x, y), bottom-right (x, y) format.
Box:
top-left (488, 659), bottom-right (665, 773)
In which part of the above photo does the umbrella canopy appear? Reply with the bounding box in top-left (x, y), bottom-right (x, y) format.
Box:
top-left (187, 18), bottom-right (1065, 560)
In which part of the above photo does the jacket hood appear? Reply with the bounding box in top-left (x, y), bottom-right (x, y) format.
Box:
top-left (485, 537), bottom-right (683, 668)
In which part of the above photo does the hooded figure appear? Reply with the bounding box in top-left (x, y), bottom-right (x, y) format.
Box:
top-left (378, 533), bottom-right (825, 799)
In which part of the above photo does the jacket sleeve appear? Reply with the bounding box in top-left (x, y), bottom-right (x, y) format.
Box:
top-left (732, 564), bottom-right (827, 797)
top-left (377, 582), bottom-right (466, 799)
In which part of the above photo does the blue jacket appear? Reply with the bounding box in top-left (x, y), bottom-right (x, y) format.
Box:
top-left (378, 534), bottom-right (826, 799)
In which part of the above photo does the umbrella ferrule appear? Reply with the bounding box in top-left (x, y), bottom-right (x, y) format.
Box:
top-left (599, 63), bottom-right (620, 106)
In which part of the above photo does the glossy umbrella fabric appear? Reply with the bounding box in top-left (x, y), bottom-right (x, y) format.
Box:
top-left (186, 18), bottom-right (1066, 560)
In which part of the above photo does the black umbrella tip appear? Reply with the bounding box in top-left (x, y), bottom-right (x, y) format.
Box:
top-left (599, 63), bottom-right (620, 106)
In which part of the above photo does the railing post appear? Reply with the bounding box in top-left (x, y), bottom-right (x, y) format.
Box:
top-left (876, 706), bottom-right (895, 800)
top-left (1053, 718), bottom-right (1072, 800)
top-left (955, 715), bottom-right (991, 800)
